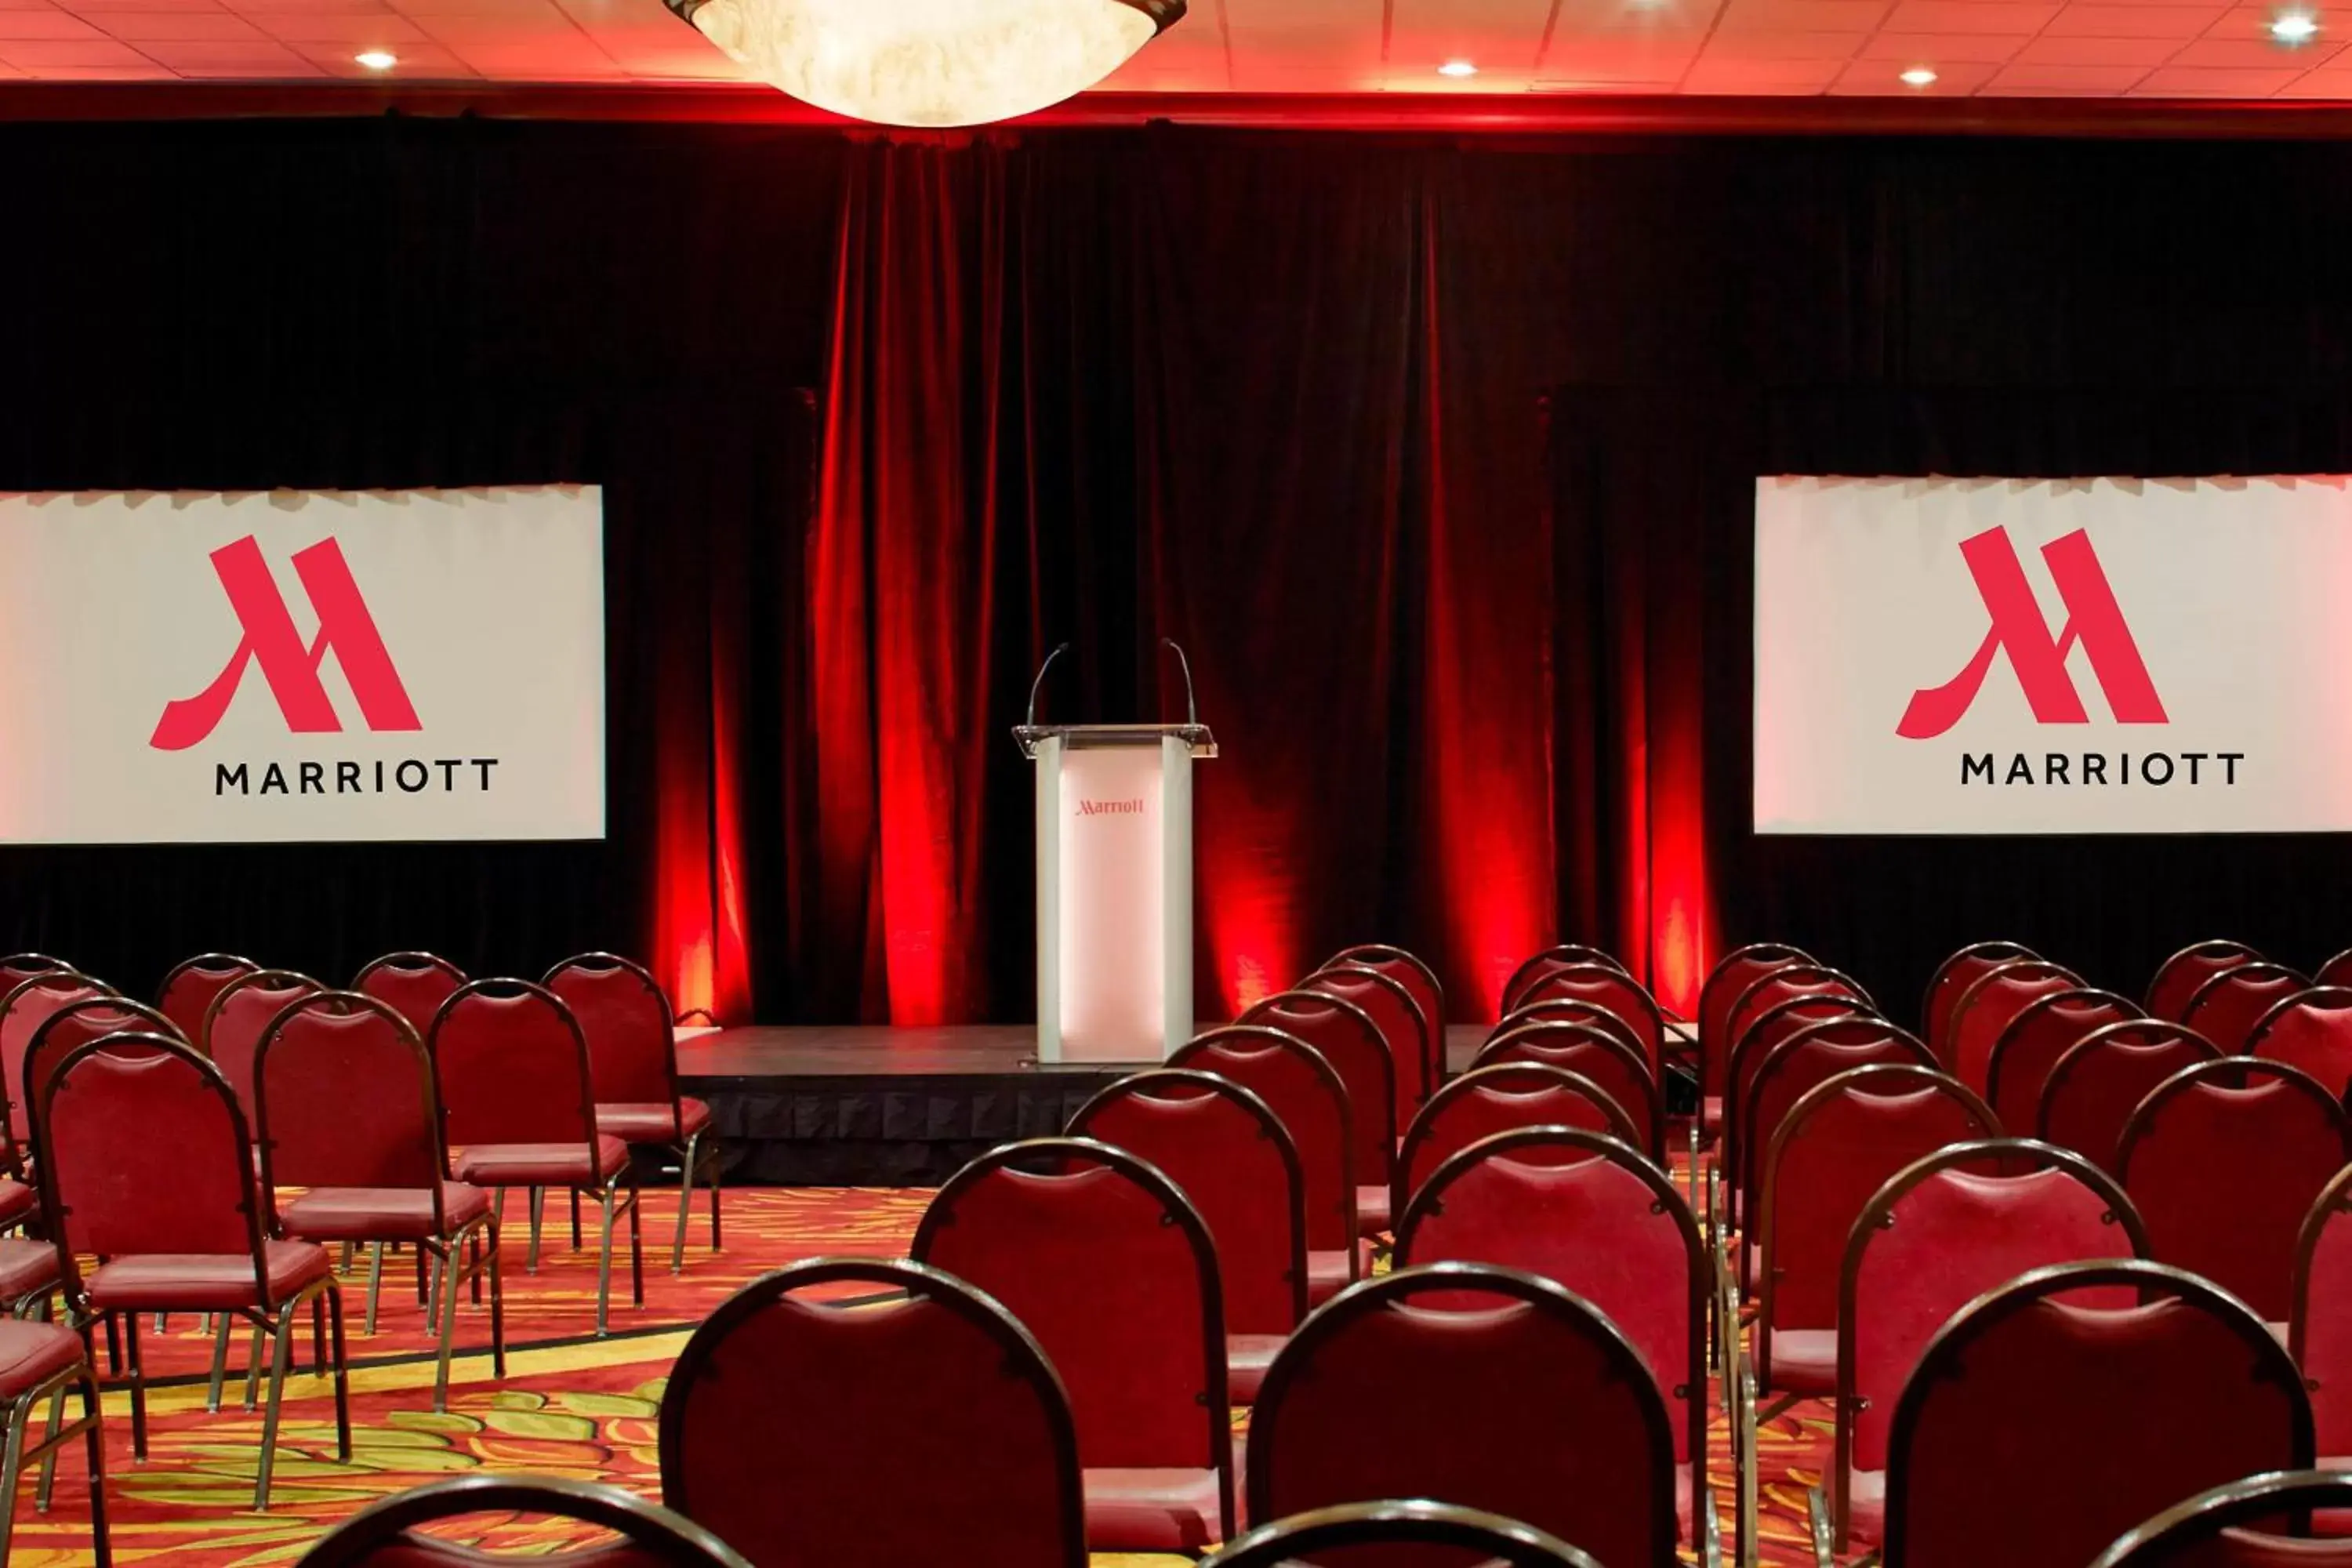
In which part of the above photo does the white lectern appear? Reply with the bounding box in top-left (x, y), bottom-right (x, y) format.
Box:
top-left (1015, 720), bottom-right (1215, 1064)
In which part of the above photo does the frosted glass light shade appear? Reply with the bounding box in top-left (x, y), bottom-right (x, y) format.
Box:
top-left (670, 0), bottom-right (1184, 127)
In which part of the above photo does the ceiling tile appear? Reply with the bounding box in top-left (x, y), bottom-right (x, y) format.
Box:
top-left (0, 0), bottom-right (52, 13)
top-left (2042, 3), bottom-right (2230, 35)
top-left (1680, 50), bottom-right (1846, 82)
top-left (283, 34), bottom-right (469, 70)
top-left (2132, 60), bottom-right (2304, 85)
top-left (444, 34), bottom-right (626, 75)
top-left (223, 0), bottom-right (397, 16)
top-left (2170, 35), bottom-right (2339, 64)
top-left (1882, 2), bottom-right (2059, 33)
top-left (93, 10), bottom-right (267, 39)
top-left (1097, 27), bottom-right (1231, 88)
top-left (2012, 32), bottom-right (2185, 60)
top-left (0, 8), bottom-right (100, 35)
top-left (132, 34), bottom-right (314, 66)
top-left (409, 9), bottom-right (568, 38)
top-left (1715, 0), bottom-right (1889, 31)
top-left (2272, 63), bottom-right (2352, 91)
top-left (245, 9), bottom-right (423, 38)
top-left (1980, 57), bottom-right (2152, 84)
top-left (1860, 30), bottom-right (2032, 58)
top-left (1542, 32), bottom-right (1706, 73)
top-left (1389, 0), bottom-right (1551, 70)
top-left (0, 33), bottom-right (146, 58)
top-left (10, 57), bottom-right (162, 70)
top-left (1831, 54), bottom-right (2002, 86)
top-left (1699, 27), bottom-right (1870, 54)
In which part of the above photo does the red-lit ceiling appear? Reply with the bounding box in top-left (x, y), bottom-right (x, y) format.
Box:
top-left (0, 0), bottom-right (2342, 99)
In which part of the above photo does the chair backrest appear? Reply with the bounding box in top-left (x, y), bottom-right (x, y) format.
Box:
top-left (201, 968), bottom-right (325, 1122)
top-left (1723, 991), bottom-right (1876, 1150)
top-left (659, 1258), bottom-right (1086, 1568)
top-left (1920, 940), bottom-right (2036, 1060)
top-left (2184, 963), bottom-right (2313, 1054)
top-left (1740, 1017), bottom-right (1938, 1225)
top-left (1483, 997), bottom-right (1646, 1059)
top-left (1301, 963), bottom-right (1431, 1128)
top-left (2148, 940), bottom-right (2262, 1022)
top-left (1883, 1261), bottom-right (2312, 1568)
top-left (2293, 1164), bottom-right (2352, 1460)
top-left (1500, 945), bottom-right (1628, 1014)
top-left (303, 1476), bottom-right (751, 1568)
top-left (1394, 1127), bottom-right (1707, 1465)
top-left (911, 1138), bottom-right (1231, 1506)
top-left (544, 953), bottom-right (681, 1120)
top-left (1726, 966), bottom-right (1872, 1087)
top-left (18, 997), bottom-right (181, 1154)
top-left (1948, 959), bottom-right (2084, 1092)
top-left (2039, 1021), bottom-right (2227, 1174)
top-left (156, 953), bottom-right (258, 1043)
top-left (1985, 987), bottom-right (2143, 1138)
top-left (255, 992), bottom-right (448, 1222)
top-left (1248, 1262), bottom-right (1676, 1568)
top-left (1203, 1501), bottom-right (1603, 1568)
top-left (1239, 989), bottom-right (1395, 1182)
top-left (1838, 1140), bottom-right (2147, 1501)
top-left (353, 951), bottom-right (470, 1040)
top-left (2320, 948), bottom-right (2352, 991)
top-left (1069, 1069), bottom-right (1308, 1335)
top-left (1169, 1025), bottom-right (1356, 1250)
top-left (1323, 946), bottom-right (1443, 1065)
top-left (1516, 964), bottom-right (1667, 1076)
top-left (0, 955), bottom-right (72, 990)
top-left (0, 971), bottom-right (112, 1134)
top-left (1396, 1064), bottom-right (1639, 1213)
top-left (2089, 1470), bottom-right (2352, 1568)
top-left (2118, 1058), bottom-right (2352, 1320)
top-left (35, 1033), bottom-right (268, 1298)
top-left (1755, 1066), bottom-right (1998, 1385)
top-left (429, 979), bottom-right (601, 1151)
top-left (2249, 986), bottom-right (2352, 1100)
top-left (1700, 942), bottom-right (1811, 1094)
top-left (1469, 1021), bottom-right (1662, 1156)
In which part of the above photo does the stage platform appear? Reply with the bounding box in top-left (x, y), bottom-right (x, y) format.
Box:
top-left (677, 1023), bottom-right (1494, 1185)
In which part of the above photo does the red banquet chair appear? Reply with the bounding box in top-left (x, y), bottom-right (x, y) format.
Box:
top-left (659, 1258), bottom-right (1087, 1568)
top-left (0, 1316), bottom-right (108, 1566)
top-left (1947, 958), bottom-right (2083, 1094)
top-left (1239, 989), bottom-right (1396, 1235)
top-left (1248, 1261), bottom-right (1688, 1568)
top-left (33, 1032), bottom-right (351, 1509)
top-left (353, 951), bottom-right (468, 1040)
top-left (911, 1138), bottom-right (1233, 1555)
top-left (256, 991), bottom-right (503, 1407)
top-left (2185, 964), bottom-right (2314, 1054)
top-left (303, 1476), bottom-right (750, 1568)
top-left (2118, 1057), bottom-right (2352, 1323)
top-left (2294, 1165), bottom-right (2352, 1471)
top-left (201, 968), bottom-right (325, 1122)
top-left (0, 956), bottom-right (71, 989)
top-left (1068, 1069), bottom-right (1307, 1404)
top-left (0, 971), bottom-right (111, 1142)
top-left (1734, 1016), bottom-right (1936, 1237)
top-left (1920, 940), bottom-right (2036, 1062)
top-left (1484, 996), bottom-right (1648, 1060)
top-left (1323, 945), bottom-right (1445, 1087)
top-left (1301, 961), bottom-right (1431, 1131)
top-left (155, 953), bottom-right (256, 1043)
top-left (2321, 949), bottom-right (2352, 990)
top-left (543, 953), bottom-right (721, 1273)
top-left (430, 979), bottom-right (642, 1336)
top-left (2251, 987), bottom-right (2352, 1101)
top-left (1721, 964), bottom-right (1872, 1135)
top-left (2149, 939), bottom-right (2263, 1023)
top-left (1393, 1126), bottom-right (1712, 1554)
top-left (1828, 1138), bottom-right (2150, 1552)
top-left (14, 996), bottom-right (180, 1162)
top-left (1394, 1063), bottom-right (1638, 1216)
top-left (1984, 987), bottom-right (2143, 1140)
top-left (1469, 1019), bottom-right (1664, 1156)
top-left (1515, 962), bottom-right (1670, 1080)
top-left (2091, 1471), bottom-right (2352, 1568)
top-left (2039, 1020), bottom-right (2227, 1175)
top-left (1203, 1501), bottom-right (1604, 1568)
top-left (1169, 1025), bottom-right (1368, 1303)
top-left (1752, 1064), bottom-right (1997, 1401)
top-left (1882, 1261), bottom-right (2311, 1568)
top-left (1698, 942), bottom-right (1812, 1130)
top-left (1501, 945), bottom-right (1629, 1014)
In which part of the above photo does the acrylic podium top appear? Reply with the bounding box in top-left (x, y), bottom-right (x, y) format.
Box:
top-left (1012, 723), bottom-right (1218, 759)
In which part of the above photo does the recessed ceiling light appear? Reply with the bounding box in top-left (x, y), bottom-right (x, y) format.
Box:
top-left (2270, 9), bottom-right (2321, 42)
top-left (1437, 59), bottom-right (1479, 77)
top-left (354, 49), bottom-right (397, 69)
top-left (1900, 64), bottom-right (1937, 86)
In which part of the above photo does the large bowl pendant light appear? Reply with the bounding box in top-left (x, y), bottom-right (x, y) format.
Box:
top-left (666, 0), bottom-right (1185, 127)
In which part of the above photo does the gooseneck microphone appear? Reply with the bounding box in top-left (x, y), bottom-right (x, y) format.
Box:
top-left (1160, 637), bottom-right (1197, 728)
top-left (1026, 642), bottom-right (1072, 728)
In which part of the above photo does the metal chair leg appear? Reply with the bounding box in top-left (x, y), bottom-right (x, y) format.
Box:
top-left (326, 1284), bottom-right (350, 1461)
top-left (569, 1189), bottom-right (582, 1250)
top-left (627, 1167), bottom-right (644, 1307)
top-left (487, 1215), bottom-right (506, 1378)
top-left (252, 1307), bottom-right (297, 1510)
top-left (241, 1323), bottom-right (264, 1411)
top-left (526, 1187), bottom-right (544, 1272)
top-left (707, 1135), bottom-right (723, 1253)
top-left (81, 1370), bottom-right (110, 1568)
top-left (431, 1240), bottom-right (460, 1414)
top-left (0, 1381), bottom-right (31, 1563)
top-left (203, 1314), bottom-right (232, 1414)
top-left (363, 1242), bottom-right (385, 1335)
top-left (670, 1131), bottom-right (701, 1273)
top-left (594, 1182), bottom-right (615, 1338)
top-left (122, 1315), bottom-right (146, 1462)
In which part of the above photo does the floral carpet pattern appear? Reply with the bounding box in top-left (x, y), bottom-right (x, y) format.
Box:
top-left (6, 1185), bottom-right (1835, 1565)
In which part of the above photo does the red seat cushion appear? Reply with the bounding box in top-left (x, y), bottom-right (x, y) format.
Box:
top-left (1083, 1465), bottom-right (1226, 1553)
top-left (1766, 1327), bottom-right (1835, 1396)
top-left (1356, 1183), bottom-right (1391, 1236)
top-left (452, 1136), bottom-right (630, 1188)
top-left (278, 1182), bottom-right (491, 1243)
top-left (594, 1098), bottom-right (713, 1145)
top-left (85, 1238), bottom-right (332, 1312)
top-left (1229, 1332), bottom-right (1285, 1406)
top-left (0, 1319), bottom-right (83, 1399)
top-left (1305, 1240), bottom-right (1378, 1306)
top-left (0, 1237), bottom-right (58, 1308)
top-left (0, 1178), bottom-right (35, 1230)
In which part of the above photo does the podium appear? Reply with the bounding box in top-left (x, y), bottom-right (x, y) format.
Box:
top-left (1015, 722), bottom-right (1216, 1064)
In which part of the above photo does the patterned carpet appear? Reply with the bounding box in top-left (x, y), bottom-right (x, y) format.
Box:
top-left (3, 1185), bottom-right (1835, 1566)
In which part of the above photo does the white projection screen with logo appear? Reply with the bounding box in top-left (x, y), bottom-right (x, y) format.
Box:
top-left (1755, 475), bottom-right (2352, 835)
top-left (0, 487), bottom-right (604, 844)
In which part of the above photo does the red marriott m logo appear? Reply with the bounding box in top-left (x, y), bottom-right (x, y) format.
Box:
top-left (1897, 525), bottom-right (2168, 740)
top-left (151, 535), bottom-right (421, 752)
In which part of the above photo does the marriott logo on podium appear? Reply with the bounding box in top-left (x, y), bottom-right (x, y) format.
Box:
top-left (1076, 798), bottom-right (1145, 816)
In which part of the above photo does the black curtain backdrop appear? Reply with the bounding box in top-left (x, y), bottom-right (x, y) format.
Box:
top-left (8, 117), bottom-right (2352, 1022)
